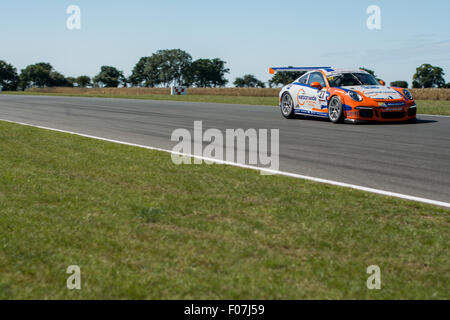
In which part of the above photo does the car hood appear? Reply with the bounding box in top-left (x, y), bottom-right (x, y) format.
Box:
top-left (342, 85), bottom-right (403, 100)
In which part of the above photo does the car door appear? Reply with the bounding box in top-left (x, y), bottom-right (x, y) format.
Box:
top-left (291, 73), bottom-right (309, 113)
top-left (302, 72), bottom-right (327, 114)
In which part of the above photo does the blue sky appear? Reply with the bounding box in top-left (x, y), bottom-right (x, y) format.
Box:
top-left (1, 0), bottom-right (449, 86)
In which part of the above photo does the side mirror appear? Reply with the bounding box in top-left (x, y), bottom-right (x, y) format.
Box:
top-left (310, 82), bottom-right (322, 90)
top-left (379, 80), bottom-right (386, 86)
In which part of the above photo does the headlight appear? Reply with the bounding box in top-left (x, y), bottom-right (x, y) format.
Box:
top-left (348, 90), bottom-right (363, 102)
top-left (403, 89), bottom-right (413, 100)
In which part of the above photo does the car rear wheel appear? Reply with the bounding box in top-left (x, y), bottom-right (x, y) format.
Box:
top-left (281, 93), bottom-right (295, 119)
top-left (328, 96), bottom-right (344, 123)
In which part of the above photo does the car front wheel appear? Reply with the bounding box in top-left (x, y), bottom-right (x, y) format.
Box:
top-left (328, 96), bottom-right (344, 123)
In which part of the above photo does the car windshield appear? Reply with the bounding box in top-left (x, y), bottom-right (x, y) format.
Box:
top-left (328, 73), bottom-right (379, 87)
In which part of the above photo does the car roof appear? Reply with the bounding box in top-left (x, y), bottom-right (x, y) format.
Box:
top-left (269, 67), bottom-right (371, 78)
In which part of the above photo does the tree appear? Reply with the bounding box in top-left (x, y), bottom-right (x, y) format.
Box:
top-left (412, 64), bottom-right (445, 88)
top-left (19, 62), bottom-right (54, 89)
top-left (268, 67), bottom-right (305, 87)
top-left (184, 58), bottom-right (229, 88)
top-left (390, 81), bottom-right (408, 88)
top-left (158, 49), bottom-right (192, 87)
top-left (66, 77), bottom-right (77, 87)
top-left (129, 57), bottom-right (149, 87)
top-left (0, 60), bottom-right (19, 91)
top-left (360, 67), bottom-right (376, 77)
top-left (208, 58), bottom-right (229, 88)
top-left (234, 74), bottom-right (265, 88)
top-left (129, 55), bottom-right (164, 87)
top-left (129, 49), bottom-right (192, 87)
top-left (76, 75), bottom-right (91, 88)
top-left (412, 80), bottom-right (421, 88)
top-left (93, 66), bottom-right (126, 87)
top-left (445, 83), bottom-right (450, 89)
top-left (50, 71), bottom-right (72, 87)
top-left (18, 62), bottom-right (73, 89)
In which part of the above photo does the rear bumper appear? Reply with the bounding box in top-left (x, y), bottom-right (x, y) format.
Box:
top-left (347, 105), bottom-right (416, 122)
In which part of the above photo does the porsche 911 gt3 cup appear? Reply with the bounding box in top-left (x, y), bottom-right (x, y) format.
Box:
top-left (269, 67), bottom-right (417, 123)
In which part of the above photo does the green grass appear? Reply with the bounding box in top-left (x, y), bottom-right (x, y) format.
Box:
top-left (0, 121), bottom-right (449, 299)
top-left (3, 91), bottom-right (450, 115)
top-left (415, 100), bottom-right (450, 115)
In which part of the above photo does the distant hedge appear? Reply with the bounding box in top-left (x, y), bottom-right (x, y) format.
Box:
top-left (390, 81), bottom-right (408, 88)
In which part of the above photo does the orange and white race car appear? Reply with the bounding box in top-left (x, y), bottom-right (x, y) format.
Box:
top-left (270, 67), bottom-right (416, 123)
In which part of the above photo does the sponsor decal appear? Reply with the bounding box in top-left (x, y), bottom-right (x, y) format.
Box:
top-left (384, 102), bottom-right (406, 107)
top-left (295, 109), bottom-right (328, 117)
top-left (383, 107), bottom-right (403, 111)
top-left (363, 90), bottom-right (393, 95)
top-left (361, 86), bottom-right (380, 89)
top-left (297, 88), bottom-right (317, 107)
top-left (362, 90), bottom-right (401, 99)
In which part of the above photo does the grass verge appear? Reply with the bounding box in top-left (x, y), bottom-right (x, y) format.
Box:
top-left (0, 120), bottom-right (449, 299)
top-left (414, 100), bottom-right (450, 115)
top-left (3, 91), bottom-right (450, 115)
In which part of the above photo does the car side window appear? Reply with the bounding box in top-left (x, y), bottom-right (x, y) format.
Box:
top-left (297, 74), bottom-right (308, 84)
top-left (308, 72), bottom-right (326, 87)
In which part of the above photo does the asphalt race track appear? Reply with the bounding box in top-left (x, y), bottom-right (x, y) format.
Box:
top-left (1, 94), bottom-right (449, 204)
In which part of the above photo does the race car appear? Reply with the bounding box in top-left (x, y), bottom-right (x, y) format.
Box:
top-left (269, 67), bottom-right (417, 123)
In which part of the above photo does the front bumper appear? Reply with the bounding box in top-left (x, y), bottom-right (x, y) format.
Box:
top-left (346, 105), bottom-right (416, 122)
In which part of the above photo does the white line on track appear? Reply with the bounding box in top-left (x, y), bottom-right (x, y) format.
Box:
top-left (1, 118), bottom-right (450, 209)
top-left (420, 114), bottom-right (450, 118)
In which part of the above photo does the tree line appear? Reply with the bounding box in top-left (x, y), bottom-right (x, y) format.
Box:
top-left (0, 49), bottom-right (231, 91)
top-left (0, 49), bottom-right (448, 90)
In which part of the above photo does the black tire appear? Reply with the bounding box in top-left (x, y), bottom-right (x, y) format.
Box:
top-left (328, 95), bottom-right (345, 123)
top-left (280, 92), bottom-right (295, 119)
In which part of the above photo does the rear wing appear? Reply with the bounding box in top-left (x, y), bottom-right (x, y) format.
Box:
top-left (269, 67), bottom-right (333, 74)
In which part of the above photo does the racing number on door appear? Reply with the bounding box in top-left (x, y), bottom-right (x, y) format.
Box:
top-left (318, 90), bottom-right (327, 100)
